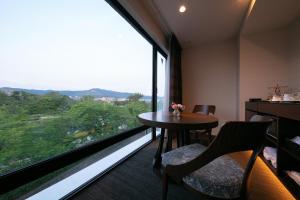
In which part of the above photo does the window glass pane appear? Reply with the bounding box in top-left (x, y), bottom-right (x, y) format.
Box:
top-left (157, 52), bottom-right (166, 111)
top-left (0, 0), bottom-right (152, 176)
top-left (1, 129), bottom-right (151, 199)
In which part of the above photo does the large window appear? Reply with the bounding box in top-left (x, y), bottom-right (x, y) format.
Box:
top-left (157, 52), bottom-right (166, 111)
top-left (0, 0), bottom-right (154, 176)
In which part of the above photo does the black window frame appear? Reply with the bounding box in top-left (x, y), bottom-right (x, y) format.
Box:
top-left (0, 0), bottom-right (168, 195)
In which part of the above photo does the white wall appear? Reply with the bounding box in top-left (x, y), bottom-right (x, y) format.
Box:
top-left (182, 39), bottom-right (239, 128)
top-left (239, 29), bottom-right (290, 120)
top-left (181, 23), bottom-right (300, 123)
top-left (182, 27), bottom-right (294, 123)
top-left (289, 16), bottom-right (300, 91)
top-left (119, 0), bottom-right (300, 123)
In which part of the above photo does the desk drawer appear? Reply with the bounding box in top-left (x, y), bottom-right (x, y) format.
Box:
top-left (245, 102), bottom-right (258, 111)
top-left (258, 103), bottom-right (300, 121)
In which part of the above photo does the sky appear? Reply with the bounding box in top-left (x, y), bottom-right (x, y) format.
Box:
top-left (0, 0), bottom-right (163, 96)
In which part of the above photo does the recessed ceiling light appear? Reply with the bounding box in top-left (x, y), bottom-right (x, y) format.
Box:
top-left (179, 5), bottom-right (186, 13)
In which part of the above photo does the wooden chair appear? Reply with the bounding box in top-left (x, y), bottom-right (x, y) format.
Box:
top-left (161, 115), bottom-right (271, 200)
top-left (190, 105), bottom-right (216, 143)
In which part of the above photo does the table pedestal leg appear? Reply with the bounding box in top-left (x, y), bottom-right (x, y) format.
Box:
top-left (181, 130), bottom-right (185, 145)
top-left (184, 129), bottom-right (190, 145)
top-left (165, 130), bottom-right (172, 153)
top-left (177, 131), bottom-right (181, 148)
top-left (208, 129), bottom-right (212, 143)
top-left (153, 128), bottom-right (165, 169)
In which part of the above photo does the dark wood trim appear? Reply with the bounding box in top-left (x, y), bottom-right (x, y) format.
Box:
top-left (0, 126), bottom-right (149, 194)
top-left (152, 46), bottom-right (158, 141)
top-left (152, 46), bottom-right (158, 113)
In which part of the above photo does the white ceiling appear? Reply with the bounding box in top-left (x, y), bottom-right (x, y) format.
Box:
top-left (148, 0), bottom-right (251, 48)
top-left (242, 0), bottom-right (300, 35)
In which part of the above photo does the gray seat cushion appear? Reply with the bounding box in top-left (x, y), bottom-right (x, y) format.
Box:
top-left (162, 143), bottom-right (206, 167)
top-left (162, 144), bottom-right (244, 199)
top-left (183, 156), bottom-right (244, 199)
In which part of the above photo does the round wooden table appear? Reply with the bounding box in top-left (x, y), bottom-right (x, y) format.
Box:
top-left (137, 111), bottom-right (218, 168)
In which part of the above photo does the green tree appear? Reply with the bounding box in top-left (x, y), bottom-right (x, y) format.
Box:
top-left (127, 93), bottom-right (143, 102)
top-left (0, 91), bottom-right (152, 177)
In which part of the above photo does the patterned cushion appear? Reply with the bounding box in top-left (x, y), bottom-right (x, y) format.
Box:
top-left (162, 144), bottom-right (244, 199)
top-left (162, 143), bottom-right (206, 167)
top-left (183, 156), bottom-right (244, 199)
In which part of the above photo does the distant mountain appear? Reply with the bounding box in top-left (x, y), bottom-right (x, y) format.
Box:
top-left (0, 87), bottom-right (151, 99)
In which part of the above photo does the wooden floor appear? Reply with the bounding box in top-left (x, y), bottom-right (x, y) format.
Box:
top-left (70, 139), bottom-right (200, 200)
top-left (71, 140), bottom-right (296, 200)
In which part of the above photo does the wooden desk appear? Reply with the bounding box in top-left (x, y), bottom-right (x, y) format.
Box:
top-left (245, 101), bottom-right (300, 199)
top-left (137, 111), bottom-right (218, 168)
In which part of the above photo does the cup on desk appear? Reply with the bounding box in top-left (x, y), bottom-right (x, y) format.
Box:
top-left (272, 95), bottom-right (282, 101)
top-left (283, 94), bottom-right (294, 101)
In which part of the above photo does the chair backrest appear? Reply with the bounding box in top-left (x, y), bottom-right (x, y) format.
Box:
top-left (192, 105), bottom-right (215, 115)
top-left (167, 115), bottom-right (272, 198)
top-left (208, 116), bottom-right (271, 154)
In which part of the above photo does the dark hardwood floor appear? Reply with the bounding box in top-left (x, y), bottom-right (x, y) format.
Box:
top-left (70, 139), bottom-right (295, 200)
top-left (70, 139), bottom-right (201, 200)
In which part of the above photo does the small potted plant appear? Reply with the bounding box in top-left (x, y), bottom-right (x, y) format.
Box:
top-left (171, 102), bottom-right (185, 117)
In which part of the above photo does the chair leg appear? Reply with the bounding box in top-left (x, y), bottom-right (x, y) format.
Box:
top-left (176, 131), bottom-right (181, 147)
top-left (162, 171), bottom-right (169, 200)
top-left (208, 130), bottom-right (212, 143)
top-left (153, 129), bottom-right (165, 169)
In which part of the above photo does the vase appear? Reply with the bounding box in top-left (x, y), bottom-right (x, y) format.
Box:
top-left (173, 109), bottom-right (181, 117)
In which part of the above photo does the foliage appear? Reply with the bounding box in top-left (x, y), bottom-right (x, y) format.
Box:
top-left (127, 93), bottom-right (143, 102)
top-left (0, 91), bottom-right (151, 176)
